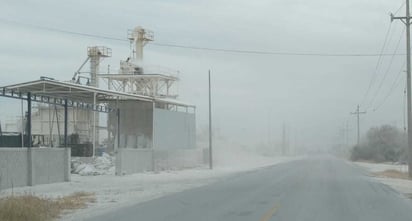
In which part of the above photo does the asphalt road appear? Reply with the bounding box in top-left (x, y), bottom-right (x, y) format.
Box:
top-left (86, 156), bottom-right (412, 221)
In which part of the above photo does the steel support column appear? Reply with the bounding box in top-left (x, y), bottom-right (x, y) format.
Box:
top-left (27, 92), bottom-right (32, 148)
top-left (64, 98), bottom-right (68, 147)
top-left (117, 108), bottom-right (120, 150)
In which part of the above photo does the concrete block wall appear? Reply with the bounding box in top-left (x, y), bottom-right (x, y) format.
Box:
top-left (0, 148), bottom-right (29, 190)
top-left (0, 148), bottom-right (70, 190)
top-left (31, 148), bottom-right (71, 185)
top-left (153, 149), bottom-right (204, 171)
top-left (115, 148), bottom-right (206, 175)
top-left (115, 148), bottom-right (153, 175)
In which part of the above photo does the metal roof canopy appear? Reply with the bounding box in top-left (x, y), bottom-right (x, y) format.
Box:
top-left (0, 79), bottom-right (154, 112)
top-left (0, 79), bottom-right (127, 148)
top-left (0, 78), bottom-right (194, 149)
top-left (0, 78), bottom-right (195, 111)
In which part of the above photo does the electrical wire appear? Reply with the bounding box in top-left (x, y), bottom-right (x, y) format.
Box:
top-left (0, 18), bottom-right (127, 42)
top-left (360, 22), bottom-right (394, 108)
top-left (148, 42), bottom-right (403, 57)
top-left (0, 17), bottom-right (406, 57)
top-left (368, 26), bottom-right (405, 110)
top-left (372, 60), bottom-right (405, 111)
top-left (394, 1), bottom-right (406, 16)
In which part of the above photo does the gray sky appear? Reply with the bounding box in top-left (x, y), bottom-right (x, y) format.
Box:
top-left (0, 0), bottom-right (408, 151)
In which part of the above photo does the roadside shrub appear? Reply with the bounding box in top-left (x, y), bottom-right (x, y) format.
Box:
top-left (350, 125), bottom-right (406, 162)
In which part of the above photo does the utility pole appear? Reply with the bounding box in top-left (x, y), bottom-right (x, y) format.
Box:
top-left (208, 70), bottom-right (213, 169)
top-left (282, 123), bottom-right (287, 155)
top-left (267, 108), bottom-right (272, 148)
top-left (350, 105), bottom-right (366, 145)
top-left (392, 0), bottom-right (412, 177)
top-left (345, 120), bottom-right (350, 147)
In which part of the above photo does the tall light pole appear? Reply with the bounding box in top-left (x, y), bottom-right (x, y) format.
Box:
top-left (391, 0), bottom-right (412, 178)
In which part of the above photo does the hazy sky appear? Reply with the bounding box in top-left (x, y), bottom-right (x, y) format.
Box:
top-left (0, 0), bottom-right (408, 151)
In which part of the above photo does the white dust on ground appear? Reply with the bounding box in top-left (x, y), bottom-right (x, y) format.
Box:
top-left (355, 161), bottom-right (412, 198)
top-left (0, 141), bottom-right (299, 220)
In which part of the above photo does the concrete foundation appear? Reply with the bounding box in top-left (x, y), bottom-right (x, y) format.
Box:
top-left (153, 149), bottom-right (204, 171)
top-left (0, 148), bottom-right (70, 190)
top-left (115, 148), bottom-right (153, 175)
top-left (115, 148), bottom-right (205, 175)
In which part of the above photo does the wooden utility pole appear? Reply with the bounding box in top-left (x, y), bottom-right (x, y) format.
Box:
top-left (350, 105), bottom-right (366, 145)
top-left (392, 0), bottom-right (412, 177)
top-left (208, 70), bottom-right (213, 169)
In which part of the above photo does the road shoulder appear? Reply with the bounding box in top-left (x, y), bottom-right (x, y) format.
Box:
top-left (353, 161), bottom-right (412, 199)
top-left (0, 156), bottom-right (299, 221)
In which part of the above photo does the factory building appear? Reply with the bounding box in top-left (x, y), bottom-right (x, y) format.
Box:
top-left (0, 26), bottom-right (202, 189)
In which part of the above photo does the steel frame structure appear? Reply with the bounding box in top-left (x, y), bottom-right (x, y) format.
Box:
top-left (100, 73), bottom-right (179, 98)
top-left (0, 78), bottom-right (195, 149)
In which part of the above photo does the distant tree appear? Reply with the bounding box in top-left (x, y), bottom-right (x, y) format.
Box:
top-left (351, 125), bottom-right (406, 162)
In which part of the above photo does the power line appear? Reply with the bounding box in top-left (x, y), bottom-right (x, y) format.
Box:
top-left (0, 17), bottom-right (407, 57)
top-left (394, 1), bottom-right (406, 15)
top-left (368, 26), bottom-right (405, 109)
top-left (149, 42), bottom-right (403, 57)
top-left (0, 18), bottom-right (127, 42)
top-left (372, 60), bottom-right (406, 111)
top-left (367, 1), bottom-right (409, 119)
top-left (360, 22), bottom-right (394, 107)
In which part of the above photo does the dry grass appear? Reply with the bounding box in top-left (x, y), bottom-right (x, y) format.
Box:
top-left (374, 169), bottom-right (411, 180)
top-left (355, 159), bottom-right (378, 163)
top-left (0, 192), bottom-right (95, 221)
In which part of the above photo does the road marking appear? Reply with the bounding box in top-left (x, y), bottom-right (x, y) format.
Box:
top-left (260, 203), bottom-right (279, 221)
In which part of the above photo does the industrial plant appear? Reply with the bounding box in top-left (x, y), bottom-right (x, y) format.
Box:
top-left (0, 26), bottom-right (203, 189)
